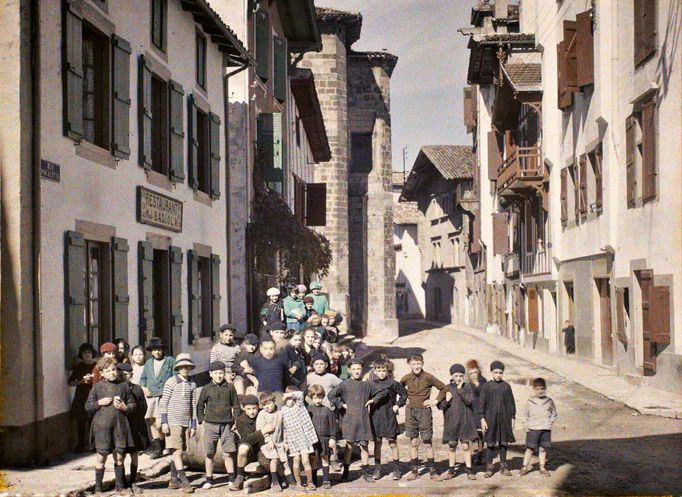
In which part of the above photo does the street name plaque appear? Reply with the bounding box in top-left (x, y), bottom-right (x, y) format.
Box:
top-left (137, 186), bottom-right (183, 232)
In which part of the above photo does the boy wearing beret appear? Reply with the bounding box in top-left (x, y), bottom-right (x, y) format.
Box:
top-left (306, 282), bottom-right (329, 316)
top-left (480, 360), bottom-right (516, 478)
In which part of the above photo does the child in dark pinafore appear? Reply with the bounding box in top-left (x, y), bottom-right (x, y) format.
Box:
top-left (68, 342), bottom-right (96, 453)
top-left (117, 362), bottom-right (150, 491)
top-left (520, 378), bottom-right (557, 477)
top-left (479, 360), bottom-right (516, 478)
top-left (466, 359), bottom-right (487, 465)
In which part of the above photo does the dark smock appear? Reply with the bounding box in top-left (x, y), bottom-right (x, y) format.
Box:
top-left (469, 376), bottom-right (487, 429)
top-left (438, 383), bottom-right (478, 443)
top-left (126, 381), bottom-right (150, 452)
top-left (328, 378), bottom-right (388, 442)
top-left (308, 404), bottom-right (337, 456)
top-left (260, 301), bottom-right (284, 338)
top-left (563, 325), bottom-right (576, 354)
top-left (69, 362), bottom-right (94, 421)
top-left (85, 380), bottom-right (136, 453)
top-left (369, 378), bottom-right (407, 439)
top-left (283, 345), bottom-right (307, 387)
top-left (479, 379), bottom-right (516, 445)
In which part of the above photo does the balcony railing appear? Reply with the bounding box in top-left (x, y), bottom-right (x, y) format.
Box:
top-left (503, 253), bottom-right (520, 276)
top-left (521, 248), bottom-right (552, 276)
top-left (496, 146), bottom-right (543, 195)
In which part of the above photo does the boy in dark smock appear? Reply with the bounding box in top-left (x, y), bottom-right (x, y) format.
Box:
top-left (479, 360), bottom-right (516, 478)
top-left (118, 363), bottom-right (150, 490)
top-left (466, 359), bottom-right (487, 465)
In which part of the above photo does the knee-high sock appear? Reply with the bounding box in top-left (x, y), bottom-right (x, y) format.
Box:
top-left (499, 445), bottom-right (508, 464)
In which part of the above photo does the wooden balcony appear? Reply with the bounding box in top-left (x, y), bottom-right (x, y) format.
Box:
top-left (503, 253), bottom-right (520, 277)
top-left (496, 146), bottom-right (544, 197)
top-left (521, 248), bottom-right (552, 276)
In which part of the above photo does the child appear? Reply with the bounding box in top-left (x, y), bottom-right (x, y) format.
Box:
top-left (302, 327), bottom-right (319, 368)
top-left (197, 361), bottom-right (242, 489)
top-left (231, 395), bottom-right (275, 491)
top-left (283, 331), bottom-right (307, 387)
top-left (321, 312), bottom-right (339, 343)
top-left (306, 282), bottom-right (329, 316)
top-left (85, 357), bottom-right (136, 493)
top-left (260, 288), bottom-right (284, 339)
top-left (308, 315), bottom-right (327, 342)
top-left (139, 337), bottom-right (175, 459)
top-left (369, 358), bottom-right (407, 480)
top-left (329, 344), bottom-right (349, 379)
top-left (91, 342), bottom-right (118, 385)
top-left (268, 322), bottom-right (289, 352)
top-left (281, 387), bottom-right (319, 490)
top-left (328, 359), bottom-right (387, 483)
top-left (236, 334), bottom-right (259, 393)
top-left (400, 354), bottom-right (448, 481)
top-left (68, 342), bottom-right (96, 452)
top-left (256, 392), bottom-right (292, 492)
top-left (247, 338), bottom-right (288, 405)
top-left (302, 296), bottom-right (317, 323)
top-left (479, 360), bottom-right (516, 478)
top-left (210, 324), bottom-right (246, 395)
top-left (466, 359), bottom-right (487, 465)
top-left (305, 353), bottom-right (342, 466)
top-left (160, 353), bottom-right (198, 493)
top-left (117, 362), bottom-right (150, 490)
top-left (283, 284), bottom-right (305, 332)
top-left (130, 346), bottom-right (146, 385)
top-left (307, 385), bottom-right (336, 489)
top-left (562, 320), bottom-right (576, 355)
top-left (438, 364), bottom-right (478, 480)
top-left (114, 338), bottom-right (131, 364)
top-left (520, 378), bottom-right (557, 477)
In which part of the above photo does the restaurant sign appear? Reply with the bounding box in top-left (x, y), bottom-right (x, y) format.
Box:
top-left (137, 186), bottom-right (183, 232)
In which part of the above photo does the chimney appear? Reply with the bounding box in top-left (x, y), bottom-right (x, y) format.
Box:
top-left (494, 0), bottom-right (509, 33)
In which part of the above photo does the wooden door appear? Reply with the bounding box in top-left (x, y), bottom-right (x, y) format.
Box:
top-left (528, 287), bottom-right (539, 333)
top-left (597, 279), bottom-right (613, 366)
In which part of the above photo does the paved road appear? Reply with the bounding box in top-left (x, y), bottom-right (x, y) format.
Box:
top-left (136, 321), bottom-right (682, 496)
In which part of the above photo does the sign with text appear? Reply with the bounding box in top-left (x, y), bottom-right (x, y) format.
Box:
top-left (40, 159), bottom-right (61, 182)
top-left (137, 186), bottom-right (183, 232)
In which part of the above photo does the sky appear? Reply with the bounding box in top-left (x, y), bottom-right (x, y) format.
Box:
top-left (319, 0), bottom-right (474, 172)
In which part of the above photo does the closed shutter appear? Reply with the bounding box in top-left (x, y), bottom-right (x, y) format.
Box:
top-left (211, 254), bottom-right (221, 338)
top-left (557, 41), bottom-right (573, 110)
top-left (255, 8), bottom-right (269, 81)
top-left (63, 0), bottom-right (84, 140)
top-left (492, 212), bottom-right (509, 255)
top-left (564, 21), bottom-right (578, 92)
top-left (560, 167), bottom-right (568, 225)
top-left (634, 0), bottom-right (656, 66)
top-left (651, 286), bottom-right (670, 344)
top-left (209, 112), bottom-right (222, 199)
top-left (305, 183), bottom-right (327, 226)
top-left (528, 287), bottom-right (539, 333)
top-left (641, 98), bottom-right (657, 201)
top-left (111, 35), bottom-right (131, 159)
top-left (579, 154), bottom-right (588, 215)
top-left (169, 246), bottom-right (183, 355)
top-left (111, 237), bottom-right (130, 343)
top-left (463, 86), bottom-right (475, 131)
top-left (169, 80), bottom-right (185, 182)
top-left (257, 112), bottom-right (284, 182)
top-left (138, 241), bottom-right (154, 343)
top-left (576, 11), bottom-right (594, 88)
top-left (487, 130), bottom-right (502, 180)
top-left (138, 55), bottom-right (153, 170)
top-left (625, 115), bottom-right (637, 206)
top-left (188, 94), bottom-right (199, 188)
top-left (187, 250), bottom-right (199, 345)
top-left (615, 287), bottom-right (627, 345)
top-left (65, 231), bottom-right (87, 366)
top-left (273, 36), bottom-right (287, 102)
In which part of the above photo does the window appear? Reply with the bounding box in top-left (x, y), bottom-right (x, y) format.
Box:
top-left (626, 96), bottom-right (657, 206)
top-left (86, 240), bottom-right (112, 348)
top-left (196, 108), bottom-right (210, 193)
top-left (569, 161), bottom-right (579, 221)
top-left (293, 176), bottom-right (306, 224)
top-left (151, 74), bottom-right (169, 174)
top-left (634, 0), bottom-right (656, 66)
top-left (196, 32), bottom-right (207, 89)
top-left (579, 154), bottom-right (588, 216)
top-left (151, 0), bottom-right (167, 51)
top-left (350, 133), bottom-right (373, 173)
top-left (295, 116), bottom-right (301, 148)
top-left (82, 23), bottom-right (110, 149)
top-left (588, 143), bottom-right (603, 213)
top-left (560, 168), bottom-right (568, 225)
top-left (152, 248), bottom-right (171, 348)
top-left (197, 256), bottom-right (212, 338)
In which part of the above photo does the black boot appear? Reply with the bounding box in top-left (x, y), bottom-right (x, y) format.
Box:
top-left (114, 465), bottom-right (126, 492)
top-left (95, 467), bottom-right (105, 493)
top-left (149, 438), bottom-right (164, 460)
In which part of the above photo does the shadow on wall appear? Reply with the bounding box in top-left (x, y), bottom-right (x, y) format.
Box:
top-left (423, 271), bottom-right (454, 324)
top-left (395, 268), bottom-right (424, 319)
top-left (656, 0), bottom-right (681, 100)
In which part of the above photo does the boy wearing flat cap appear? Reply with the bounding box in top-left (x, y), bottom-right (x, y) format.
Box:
top-left (305, 282), bottom-right (329, 316)
top-left (211, 324), bottom-right (246, 395)
top-left (479, 360), bottom-right (516, 478)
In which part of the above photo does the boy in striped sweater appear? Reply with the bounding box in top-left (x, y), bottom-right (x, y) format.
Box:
top-left (160, 353), bottom-right (198, 494)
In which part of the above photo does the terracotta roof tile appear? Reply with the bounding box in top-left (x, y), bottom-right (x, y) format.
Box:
top-left (503, 63), bottom-right (542, 89)
top-left (393, 201), bottom-right (420, 225)
top-left (421, 145), bottom-right (473, 180)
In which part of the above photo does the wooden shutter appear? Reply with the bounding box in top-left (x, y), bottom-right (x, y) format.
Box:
top-left (138, 241), bottom-right (154, 343)
top-left (639, 270), bottom-right (654, 371)
top-left (463, 86), bottom-right (475, 131)
top-left (560, 167), bottom-right (568, 225)
top-left (65, 231), bottom-right (87, 366)
top-left (571, 163), bottom-right (580, 221)
top-left (112, 237), bottom-right (130, 344)
top-left (525, 204), bottom-right (534, 252)
top-left (305, 183), bottom-right (327, 226)
top-left (625, 115), bottom-right (637, 206)
top-left (111, 35), bottom-right (131, 159)
top-left (615, 287), bottom-right (627, 345)
top-left (63, 0), bottom-right (84, 140)
top-left (579, 154), bottom-right (588, 215)
top-left (188, 94), bottom-right (199, 188)
top-left (634, 0), bottom-right (656, 66)
top-left (641, 98), bottom-right (657, 201)
top-left (257, 112), bottom-right (283, 182)
top-left (273, 36), bottom-right (287, 102)
top-left (169, 246), bottom-right (183, 355)
top-left (169, 80), bottom-right (185, 182)
top-left (557, 41), bottom-right (573, 110)
top-left (187, 250), bottom-right (199, 345)
top-left (211, 254), bottom-right (221, 338)
top-left (487, 130), bottom-right (502, 180)
top-left (576, 11), bottom-right (594, 88)
top-left (209, 112), bottom-right (221, 199)
top-left (592, 144), bottom-right (603, 211)
top-left (255, 8), bottom-right (269, 81)
top-left (492, 212), bottom-right (509, 255)
top-left (138, 55), bottom-right (153, 170)
top-left (528, 287), bottom-right (539, 333)
top-left (651, 286), bottom-right (670, 344)
top-left (564, 21), bottom-right (578, 92)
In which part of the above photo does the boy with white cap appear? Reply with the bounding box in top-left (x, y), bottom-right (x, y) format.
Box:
top-left (260, 287), bottom-right (284, 338)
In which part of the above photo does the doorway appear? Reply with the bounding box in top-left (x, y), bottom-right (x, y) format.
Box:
top-left (596, 278), bottom-right (613, 366)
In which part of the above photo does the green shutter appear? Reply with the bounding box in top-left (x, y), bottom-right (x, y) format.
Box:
top-left (273, 36), bottom-right (287, 102)
top-left (211, 254), bottom-right (221, 338)
top-left (169, 80), bottom-right (185, 182)
top-left (188, 94), bottom-right (199, 188)
top-left (111, 237), bottom-right (130, 343)
top-left (138, 55), bottom-right (153, 170)
top-left (257, 112), bottom-right (283, 183)
top-left (209, 112), bottom-right (221, 199)
top-left (111, 35), bottom-right (131, 159)
top-left (187, 249), bottom-right (199, 344)
top-left (170, 246), bottom-right (184, 355)
top-left (255, 8), bottom-right (269, 81)
top-left (65, 231), bottom-right (86, 367)
top-left (63, 0), bottom-right (84, 140)
top-left (138, 241), bottom-right (154, 343)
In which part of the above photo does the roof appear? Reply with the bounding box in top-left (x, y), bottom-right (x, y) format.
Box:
top-left (393, 201), bottom-right (420, 225)
top-left (290, 68), bottom-right (331, 163)
top-left (277, 0), bottom-right (322, 52)
top-left (348, 50), bottom-right (399, 76)
top-left (184, 0), bottom-right (253, 67)
top-left (316, 7), bottom-right (363, 46)
top-left (400, 145), bottom-right (473, 201)
top-left (476, 32), bottom-right (535, 44)
top-left (502, 63), bottom-right (542, 92)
